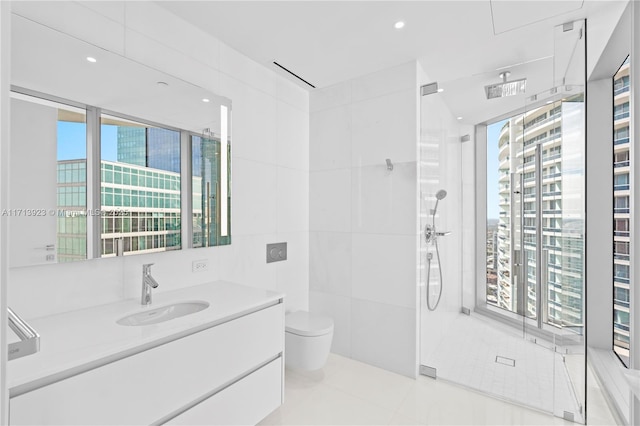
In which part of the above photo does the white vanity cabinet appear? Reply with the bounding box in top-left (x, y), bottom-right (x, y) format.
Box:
top-left (9, 301), bottom-right (284, 425)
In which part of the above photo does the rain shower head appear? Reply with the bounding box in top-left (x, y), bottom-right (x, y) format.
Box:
top-left (436, 189), bottom-right (447, 200)
top-left (484, 71), bottom-right (527, 99)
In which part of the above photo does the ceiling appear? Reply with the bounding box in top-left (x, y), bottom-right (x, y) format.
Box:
top-left (159, 1), bottom-right (625, 124)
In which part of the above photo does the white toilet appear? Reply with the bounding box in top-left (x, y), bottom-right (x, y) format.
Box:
top-left (285, 311), bottom-right (334, 370)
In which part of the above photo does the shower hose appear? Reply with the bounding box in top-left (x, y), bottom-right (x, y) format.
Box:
top-left (426, 237), bottom-right (443, 311)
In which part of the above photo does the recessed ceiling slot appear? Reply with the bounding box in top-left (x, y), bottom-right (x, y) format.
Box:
top-left (273, 62), bottom-right (316, 89)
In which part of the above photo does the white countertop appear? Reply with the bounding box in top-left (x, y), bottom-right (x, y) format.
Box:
top-left (8, 281), bottom-right (284, 395)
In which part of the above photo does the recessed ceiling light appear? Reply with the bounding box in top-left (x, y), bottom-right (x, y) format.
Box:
top-left (202, 98), bottom-right (210, 103)
top-left (457, 117), bottom-right (463, 120)
top-left (86, 57), bottom-right (97, 63)
top-left (437, 88), bottom-right (444, 93)
top-left (546, 100), bottom-right (553, 104)
top-left (394, 21), bottom-right (405, 30)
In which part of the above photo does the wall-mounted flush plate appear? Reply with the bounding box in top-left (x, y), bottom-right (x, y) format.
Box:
top-left (192, 259), bottom-right (209, 272)
top-left (267, 242), bottom-right (287, 263)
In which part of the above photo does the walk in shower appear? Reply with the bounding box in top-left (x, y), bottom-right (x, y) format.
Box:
top-left (419, 19), bottom-right (587, 423)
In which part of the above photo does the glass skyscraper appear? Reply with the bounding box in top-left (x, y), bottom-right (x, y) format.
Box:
top-left (117, 126), bottom-right (181, 173)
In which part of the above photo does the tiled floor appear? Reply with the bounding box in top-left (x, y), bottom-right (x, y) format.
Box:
top-left (258, 353), bottom-right (616, 425)
top-left (421, 312), bottom-right (581, 420)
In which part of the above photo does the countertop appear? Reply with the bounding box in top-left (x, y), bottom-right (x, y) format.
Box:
top-left (8, 281), bottom-right (284, 396)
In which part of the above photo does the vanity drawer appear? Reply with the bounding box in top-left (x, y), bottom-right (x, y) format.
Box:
top-left (166, 357), bottom-right (282, 425)
top-left (10, 303), bottom-right (284, 425)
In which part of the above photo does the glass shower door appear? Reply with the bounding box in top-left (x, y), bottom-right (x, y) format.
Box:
top-left (519, 83), bottom-right (586, 422)
top-left (519, 18), bottom-right (586, 422)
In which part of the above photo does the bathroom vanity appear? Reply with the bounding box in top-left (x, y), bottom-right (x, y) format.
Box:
top-left (7, 281), bottom-right (284, 425)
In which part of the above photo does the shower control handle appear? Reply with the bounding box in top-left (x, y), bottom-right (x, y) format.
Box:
top-left (424, 225), bottom-right (451, 243)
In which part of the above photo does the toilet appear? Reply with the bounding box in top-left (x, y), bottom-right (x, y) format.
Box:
top-left (285, 311), bottom-right (334, 370)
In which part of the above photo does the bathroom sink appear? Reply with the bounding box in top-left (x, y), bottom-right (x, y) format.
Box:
top-left (117, 301), bottom-right (209, 326)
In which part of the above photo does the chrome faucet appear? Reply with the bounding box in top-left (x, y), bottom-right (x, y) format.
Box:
top-left (141, 263), bottom-right (159, 305)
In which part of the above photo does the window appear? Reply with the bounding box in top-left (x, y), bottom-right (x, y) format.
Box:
top-left (615, 127), bottom-right (630, 139)
top-left (614, 75), bottom-right (630, 88)
top-left (615, 264), bottom-right (630, 279)
top-left (615, 102), bottom-right (630, 114)
top-left (615, 219), bottom-right (630, 236)
top-left (614, 174), bottom-right (630, 190)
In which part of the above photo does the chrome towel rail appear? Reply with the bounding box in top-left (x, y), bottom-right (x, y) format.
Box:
top-left (8, 307), bottom-right (40, 361)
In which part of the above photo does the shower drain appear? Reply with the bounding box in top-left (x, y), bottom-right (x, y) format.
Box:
top-left (495, 356), bottom-right (516, 367)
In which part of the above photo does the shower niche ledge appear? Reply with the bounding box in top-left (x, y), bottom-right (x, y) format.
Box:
top-left (7, 281), bottom-right (284, 425)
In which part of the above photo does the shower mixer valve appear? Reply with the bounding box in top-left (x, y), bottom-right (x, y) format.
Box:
top-left (424, 224), bottom-right (451, 244)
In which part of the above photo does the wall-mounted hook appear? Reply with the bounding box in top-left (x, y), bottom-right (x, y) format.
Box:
top-left (386, 158), bottom-right (393, 171)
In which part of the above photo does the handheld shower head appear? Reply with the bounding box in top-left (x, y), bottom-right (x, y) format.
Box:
top-left (432, 189), bottom-right (448, 226)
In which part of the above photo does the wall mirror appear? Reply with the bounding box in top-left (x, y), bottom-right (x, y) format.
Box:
top-left (9, 15), bottom-right (231, 268)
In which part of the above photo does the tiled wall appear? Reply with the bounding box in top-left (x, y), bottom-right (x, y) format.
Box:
top-left (309, 62), bottom-right (419, 378)
top-left (8, 1), bottom-right (309, 319)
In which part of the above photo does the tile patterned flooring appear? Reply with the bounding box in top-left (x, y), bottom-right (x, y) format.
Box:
top-left (421, 313), bottom-right (580, 420)
top-left (259, 353), bottom-right (617, 425)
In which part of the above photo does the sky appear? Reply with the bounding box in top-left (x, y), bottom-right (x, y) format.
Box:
top-left (57, 122), bottom-right (118, 161)
top-left (486, 119), bottom-right (506, 221)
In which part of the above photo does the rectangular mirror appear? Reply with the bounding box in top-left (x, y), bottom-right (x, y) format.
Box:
top-left (9, 15), bottom-right (232, 267)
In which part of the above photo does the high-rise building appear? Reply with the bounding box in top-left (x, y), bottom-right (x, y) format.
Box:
top-left (613, 57), bottom-right (630, 363)
top-left (56, 159), bottom-right (183, 261)
top-left (117, 126), bottom-right (181, 173)
top-left (490, 100), bottom-right (584, 328)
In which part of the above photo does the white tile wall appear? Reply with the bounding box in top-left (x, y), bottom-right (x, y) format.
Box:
top-left (309, 80), bottom-right (351, 113)
top-left (275, 232), bottom-right (309, 312)
top-left (351, 162), bottom-right (416, 235)
top-left (351, 234), bottom-right (417, 309)
top-left (351, 298), bottom-right (417, 377)
top-left (219, 43), bottom-right (277, 97)
top-left (276, 168), bottom-right (309, 234)
top-left (309, 61), bottom-right (419, 377)
top-left (276, 76), bottom-right (309, 113)
top-left (309, 290), bottom-right (351, 357)
top-left (214, 234), bottom-right (278, 292)
top-left (351, 89), bottom-right (417, 168)
top-left (309, 169), bottom-right (352, 233)
top-left (223, 74), bottom-right (277, 165)
top-left (232, 157), bottom-right (278, 236)
top-left (350, 62), bottom-right (416, 104)
top-left (276, 100), bottom-right (309, 171)
top-left (309, 106), bottom-right (351, 171)
top-left (309, 232), bottom-right (352, 297)
top-left (7, 1), bottom-right (309, 319)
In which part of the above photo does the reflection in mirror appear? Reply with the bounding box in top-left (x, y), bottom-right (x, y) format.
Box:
top-left (57, 102), bottom-right (88, 263)
top-left (9, 14), bottom-right (232, 267)
top-left (192, 130), bottom-right (231, 248)
top-left (9, 93), bottom-right (88, 266)
top-left (100, 114), bottom-right (182, 257)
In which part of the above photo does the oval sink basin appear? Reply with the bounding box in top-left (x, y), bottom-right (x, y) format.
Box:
top-left (117, 301), bottom-right (209, 326)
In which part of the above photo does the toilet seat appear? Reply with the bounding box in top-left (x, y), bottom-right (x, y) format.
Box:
top-left (285, 311), bottom-right (334, 337)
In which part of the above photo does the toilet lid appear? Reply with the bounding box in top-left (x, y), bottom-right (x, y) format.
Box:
top-left (285, 311), bottom-right (334, 337)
